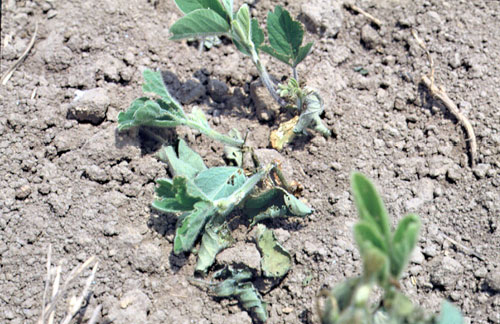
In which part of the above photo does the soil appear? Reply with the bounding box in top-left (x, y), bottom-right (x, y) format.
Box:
top-left (1, 0), bottom-right (499, 323)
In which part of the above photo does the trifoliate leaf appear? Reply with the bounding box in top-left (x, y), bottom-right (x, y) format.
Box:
top-left (170, 9), bottom-right (231, 40)
top-left (354, 221), bottom-right (389, 281)
top-left (251, 18), bottom-right (264, 49)
top-left (294, 42), bottom-right (313, 66)
top-left (220, 0), bottom-right (233, 19)
top-left (256, 224), bottom-right (292, 278)
top-left (116, 97), bottom-right (149, 130)
top-left (195, 223), bottom-right (233, 273)
top-left (174, 201), bottom-right (216, 254)
top-left (142, 69), bottom-right (174, 101)
top-left (267, 6), bottom-right (302, 57)
top-left (390, 214), bottom-right (420, 279)
top-left (351, 173), bottom-right (391, 242)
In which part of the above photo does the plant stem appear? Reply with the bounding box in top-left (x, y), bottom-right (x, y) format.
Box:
top-left (251, 50), bottom-right (286, 107)
top-left (185, 120), bottom-right (244, 147)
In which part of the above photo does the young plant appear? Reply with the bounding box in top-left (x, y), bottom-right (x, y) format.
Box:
top-left (153, 139), bottom-right (311, 273)
top-left (318, 173), bottom-right (463, 324)
top-left (117, 69), bottom-right (244, 147)
top-left (169, 0), bottom-right (331, 143)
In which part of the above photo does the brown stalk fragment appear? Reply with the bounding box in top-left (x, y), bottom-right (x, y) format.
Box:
top-left (343, 2), bottom-right (383, 28)
top-left (412, 29), bottom-right (478, 167)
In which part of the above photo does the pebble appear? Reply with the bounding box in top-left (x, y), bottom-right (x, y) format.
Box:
top-left (473, 163), bottom-right (490, 179)
top-left (68, 88), bottom-right (110, 125)
top-left (15, 185), bottom-right (31, 200)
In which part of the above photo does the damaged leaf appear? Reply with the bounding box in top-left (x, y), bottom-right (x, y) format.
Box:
top-left (256, 224), bottom-right (292, 278)
top-left (195, 223), bottom-right (233, 273)
top-left (244, 186), bottom-right (312, 226)
top-left (270, 116), bottom-right (298, 151)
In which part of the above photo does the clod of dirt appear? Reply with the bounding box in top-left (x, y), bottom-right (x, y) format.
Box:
top-left (360, 24), bottom-right (382, 50)
top-left (217, 241), bottom-right (261, 271)
top-left (15, 185), bottom-right (31, 200)
top-left (207, 79), bottom-right (229, 103)
top-left (250, 82), bottom-right (278, 122)
top-left (429, 256), bottom-right (464, 290)
top-left (485, 271), bottom-right (500, 293)
top-left (133, 241), bottom-right (164, 273)
top-left (178, 79), bottom-right (206, 104)
top-left (107, 289), bottom-right (152, 323)
top-left (299, 0), bottom-right (343, 38)
top-left (68, 88), bottom-right (110, 125)
top-left (253, 148), bottom-right (294, 180)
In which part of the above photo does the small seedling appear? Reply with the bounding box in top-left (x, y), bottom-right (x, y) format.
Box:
top-left (153, 139), bottom-right (311, 273)
top-left (317, 173), bottom-right (463, 324)
top-left (117, 69), bottom-right (243, 147)
top-left (169, 0), bottom-right (331, 146)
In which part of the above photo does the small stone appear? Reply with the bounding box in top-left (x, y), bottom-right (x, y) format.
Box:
top-left (485, 271), bottom-right (500, 293)
top-left (473, 163), bottom-right (490, 179)
top-left (473, 266), bottom-right (488, 279)
top-left (178, 80), bottom-right (205, 104)
top-left (84, 165), bottom-right (108, 183)
top-left (360, 24), bottom-right (381, 50)
top-left (449, 52), bottom-right (461, 69)
top-left (330, 162), bottom-right (342, 171)
top-left (410, 246), bottom-right (425, 265)
top-left (68, 88), bottom-right (110, 125)
top-left (47, 9), bottom-right (57, 19)
top-left (207, 79), bottom-right (229, 103)
top-left (422, 244), bottom-right (438, 258)
top-left (15, 185), bottom-right (31, 200)
top-left (426, 11), bottom-right (442, 24)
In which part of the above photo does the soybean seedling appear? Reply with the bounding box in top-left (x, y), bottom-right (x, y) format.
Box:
top-left (317, 173), bottom-right (463, 324)
top-left (169, 0), bottom-right (331, 145)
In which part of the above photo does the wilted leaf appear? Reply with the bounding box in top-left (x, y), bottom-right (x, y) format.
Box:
top-left (294, 91), bottom-right (331, 137)
top-left (153, 177), bottom-right (205, 212)
top-left (256, 224), bottom-right (292, 278)
top-left (174, 201), bottom-right (216, 254)
top-left (244, 186), bottom-right (312, 225)
top-left (157, 141), bottom-right (205, 179)
top-left (194, 167), bottom-right (246, 200)
top-left (195, 223), bottom-right (233, 273)
top-left (351, 173), bottom-right (391, 242)
top-left (390, 214), bottom-right (420, 279)
top-left (212, 268), bottom-right (267, 323)
top-left (170, 9), bottom-right (231, 40)
top-left (270, 116), bottom-right (299, 151)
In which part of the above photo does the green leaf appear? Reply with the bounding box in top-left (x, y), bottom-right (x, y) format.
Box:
top-left (256, 224), bottom-right (292, 278)
top-left (260, 45), bottom-right (292, 65)
top-left (351, 172), bottom-right (391, 242)
top-left (220, 0), bottom-right (233, 19)
top-left (390, 214), bottom-right (420, 279)
top-left (117, 97), bottom-right (149, 130)
top-left (244, 187), bottom-right (312, 225)
top-left (174, 201), bottom-right (216, 254)
top-left (293, 42), bottom-right (313, 67)
top-left (174, 0), bottom-right (229, 22)
top-left (142, 70), bottom-right (174, 102)
top-left (195, 223), bottom-right (233, 273)
top-left (153, 177), bottom-right (205, 212)
top-left (438, 301), bottom-right (463, 324)
top-left (170, 9), bottom-right (230, 40)
top-left (194, 167), bottom-right (246, 200)
top-left (231, 4), bottom-right (251, 49)
top-left (251, 18), bottom-right (264, 49)
top-left (158, 141), bottom-right (204, 179)
top-left (354, 222), bottom-right (389, 281)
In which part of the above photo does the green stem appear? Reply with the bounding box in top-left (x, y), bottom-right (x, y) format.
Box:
top-left (185, 119), bottom-right (244, 147)
top-left (251, 49), bottom-right (286, 107)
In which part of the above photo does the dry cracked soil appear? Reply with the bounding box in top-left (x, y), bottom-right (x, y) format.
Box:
top-left (1, 0), bottom-right (499, 323)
